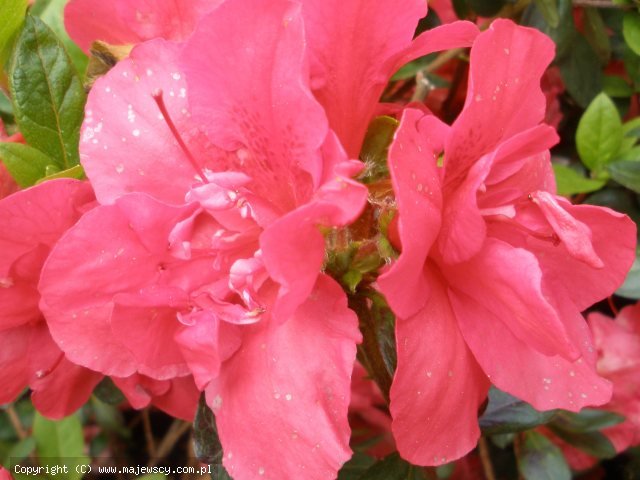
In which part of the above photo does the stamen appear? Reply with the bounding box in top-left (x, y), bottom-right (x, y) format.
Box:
top-left (152, 89), bottom-right (209, 184)
top-left (488, 214), bottom-right (561, 246)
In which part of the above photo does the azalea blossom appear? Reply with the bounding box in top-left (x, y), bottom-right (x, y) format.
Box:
top-left (40, 0), bottom-right (367, 478)
top-left (377, 19), bottom-right (636, 465)
top-left (0, 179), bottom-right (102, 418)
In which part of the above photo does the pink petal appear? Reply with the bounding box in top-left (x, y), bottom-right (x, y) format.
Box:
top-left (377, 109), bottom-right (442, 319)
top-left (31, 357), bottom-right (102, 419)
top-left (445, 19), bottom-right (555, 185)
top-left (390, 267), bottom-right (490, 465)
top-left (0, 179), bottom-right (94, 328)
top-left (302, 0), bottom-right (477, 156)
top-left (531, 192), bottom-right (603, 268)
top-left (65, 0), bottom-right (219, 52)
top-left (82, 39), bottom-right (214, 204)
top-left (0, 326), bottom-right (30, 404)
top-left (439, 124), bottom-right (558, 264)
top-left (182, 0), bottom-right (327, 212)
top-left (206, 275), bottom-right (360, 480)
top-left (509, 203), bottom-right (636, 311)
top-left (39, 194), bottom-right (200, 377)
top-left (446, 238), bottom-right (578, 359)
top-left (260, 166), bottom-right (367, 322)
top-left (152, 376), bottom-right (200, 421)
top-left (452, 278), bottom-right (611, 412)
top-left (114, 374), bottom-right (171, 409)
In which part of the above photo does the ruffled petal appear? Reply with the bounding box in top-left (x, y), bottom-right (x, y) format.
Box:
top-left (207, 275), bottom-right (359, 480)
top-left (390, 266), bottom-right (490, 465)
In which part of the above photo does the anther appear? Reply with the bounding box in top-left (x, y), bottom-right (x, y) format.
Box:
top-left (151, 89), bottom-right (209, 184)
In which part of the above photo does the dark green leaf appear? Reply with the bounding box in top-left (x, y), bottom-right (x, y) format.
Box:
top-left (468, 0), bottom-right (506, 17)
top-left (33, 412), bottom-right (88, 480)
top-left (533, 0), bottom-right (559, 28)
top-left (193, 393), bottom-right (223, 465)
top-left (517, 431), bottom-right (571, 480)
top-left (338, 452), bottom-right (376, 480)
top-left (0, 142), bottom-right (55, 187)
top-left (548, 424), bottom-right (617, 458)
top-left (452, 0), bottom-right (470, 20)
top-left (551, 409), bottom-right (625, 433)
top-left (9, 15), bottom-right (86, 169)
top-left (0, 0), bottom-right (27, 69)
top-left (623, 12), bottom-right (640, 56)
top-left (5, 436), bottom-right (36, 468)
top-left (584, 8), bottom-right (611, 64)
top-left (557, 35), bottom-right (603, 107)
top-left (553, 164), bottom-right (605, 196)
top-left (31, 0), bottom-right (88, 74)
top-left (522, 0), bottom-right (575, 60)
top-left (479, 388), bottom-right (556, 435)
top-left (576, 93), bottom-right (623, 172)
top-left (617, 256), bottom-right (640, 299)
top-left (609, 160), bottom-right (640, 193)
top-left (358, 453), bottom-right (426, 480)
top-left (92, 377), bottom-right (126, 405)
top-left (604, 75), bottom-right (633, 98)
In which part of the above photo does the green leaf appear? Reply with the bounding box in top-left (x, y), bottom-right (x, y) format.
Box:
top-left (623, 117), bottom-right (640, 137)
top-left (533, 0), bottom-right (559, 28)
top-left (193, 393), bottom-right (223, 465)
top-left (552, 164), bottom-right (605, 196)
top-left (551, 409), bottom-right (625, 433)
top-left (33, 412), bottom-right (88, 480)
top-left (0, 0), bottom-right (27, 69)
top-left (138, 475), bottom-right (169, 480)
top-left (576, 93), bottom-right (623, 172)
top-left (9, 15), bottom-right (86, 170)
top-left (479, 388), bottom-right (556, 435)
top-left (604, 75), bottom-right (633, 98)
top-left (557, 35), bottom-right (603, 108)
top-left (617, 256), bottom-right (640, 299)
top-left (337, 452), bottom-right (376, 480)
top-left (623, 12), bottom-right (640, 56)
top-left (548, 425), bottom-right (617, 458)
top-left (583, 8), bottom-right (611, 64)
top-left (92, 377), bottom-right (126, 405)
top-left (5, 436), bottom-right (36, 468)
top-left (31, 0), bottom-right (89, 74)
top-left (36, 164), bottom-right (85, 183)
top-left (467, 0), bottom-right (506, 17)
top-left (522, 0), bottom-right (575, 60)
top-left (0, 142), bottom-right (55, 187)
top-left (358, 453), bottom-right (426, 480)
top-left (609, 160), bottom-right (640, 192)
top-left (517, 431), bottom-right (571, 480)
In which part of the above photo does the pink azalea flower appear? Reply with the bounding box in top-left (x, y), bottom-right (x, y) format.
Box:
top-left (40, 0), bottom-right (373, 477)
top-left (589, 305), bottom-right (640, 451)
top-left (64, 0), bottom-right (221, 52)
top-left (0, 179), bottom-right (102, 418)
top-left (377, 19), bottom-right (636, 465)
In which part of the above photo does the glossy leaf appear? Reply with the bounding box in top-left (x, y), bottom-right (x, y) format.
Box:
top-left (479, 388), bottom-right (556, 435)
top-left (193, 394), bottom-right (223, 465)
top-left (9, 15), bottom-right (86, 169)
top-left (557, 36), bottom-right (602, 108)
top-left (623, 12), bottom-right (640, 56)
top-left (0, 0), bottom-right (27, 69)
top-left (576, 93), bottom-right (623, 172)
top-left (583, 8), bottom-right (610, 64)
top-left (0, 142), bottom-right (55, 187)
top-left (517, 431), bottom-right (571, 480)
top-left (603, 75), bottom-right (634, 98)
top-left (533, 0), bottom-right (559, 28)
top-left (33, 412), bottom-right (88, 480)
top-left (337, 452), bottom-right (377, 480)
top-left (550, 409), bottom-right (625, 433)
top-left (31, 0), bottom-right (89, 74)
top-left (358, 453), bottom-right (426, 480)
top-left (609, 160), bottom-right (640, 193)
top-left (547, 425), bottom-right (617, 458)
top-left (552, 164), bottom-right (605, 196)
